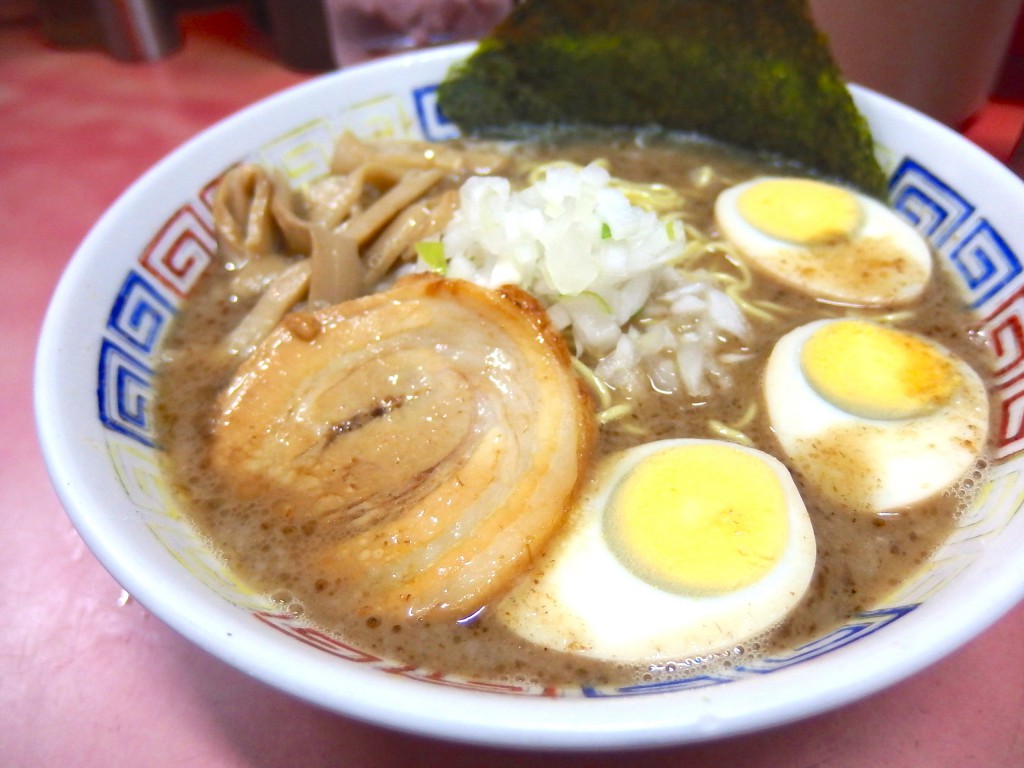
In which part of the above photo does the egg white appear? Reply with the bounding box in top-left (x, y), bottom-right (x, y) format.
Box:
top-left (764, 319), bottom-right (989, 512)
top-left (495, 439), bottom-right (816, 663)
top-left (715, 176), bottom-right (933, 307)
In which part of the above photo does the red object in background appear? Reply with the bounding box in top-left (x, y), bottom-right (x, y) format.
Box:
top-left (960, 3), bottom-right (1024, 162)
top-left (996, 4), bottom-right (1024, 105)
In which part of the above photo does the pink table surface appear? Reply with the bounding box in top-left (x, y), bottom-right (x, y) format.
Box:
top-left (3, 10), bottom-right (1024, 768)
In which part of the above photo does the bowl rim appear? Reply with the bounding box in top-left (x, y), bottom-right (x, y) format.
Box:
top-left (34, 42), bottom-right (1024, 750)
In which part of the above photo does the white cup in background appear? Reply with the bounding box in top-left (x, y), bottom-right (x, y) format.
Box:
top-left (809, 0), bottom-right (1023, 126)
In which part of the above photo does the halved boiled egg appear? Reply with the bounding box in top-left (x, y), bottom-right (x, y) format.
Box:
top-left (496, 439), bottom-right (816, 663)
top-left (715, 176), bottom-right (932, 306)
top-left (764, 318), bottom-right (989, 512)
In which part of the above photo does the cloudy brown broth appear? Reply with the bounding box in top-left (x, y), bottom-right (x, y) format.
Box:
top-left (154, 131), bottom-right (994, 688)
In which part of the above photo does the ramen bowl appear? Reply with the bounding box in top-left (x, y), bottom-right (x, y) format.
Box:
top-left (35, 43), bottom-right (1024, 750)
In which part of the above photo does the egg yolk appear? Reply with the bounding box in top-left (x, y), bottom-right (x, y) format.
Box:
top-left (737, 178), bottom-right (862, 245)
top-left (801, 320), bottom-right (962, 420)
top-left (603, 444), bottom-right (789, 596)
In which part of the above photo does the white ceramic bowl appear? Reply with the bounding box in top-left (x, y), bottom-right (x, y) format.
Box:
top-left (35, 43), bottom-right (1024, 750)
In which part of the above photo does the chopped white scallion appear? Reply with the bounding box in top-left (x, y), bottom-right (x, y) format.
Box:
top-left (414, 162), bottom-right (751, 398)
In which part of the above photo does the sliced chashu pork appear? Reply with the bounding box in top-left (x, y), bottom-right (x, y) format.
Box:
top-left (211, 273), bottom-right (595, 620)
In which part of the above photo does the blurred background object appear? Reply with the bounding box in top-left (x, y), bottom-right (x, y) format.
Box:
top-left (0, 0), bottom-right (34, 21)
top-left (809, 0), bottom-right (1024, 126)
top-left (16, 0), bottom-right (515, 70)
top-left (11, 0), bottom-right (1022, 106)
top-left (31, 0), bottom-right (184, 59)
top-left (94, 0), bottom-right (181, 60)
top-left (322, 0), bottom-right (513, 67)
top-left (259, 0), bottom-right (333, 70)
top-left (34, 0), bottom-right (104, 48)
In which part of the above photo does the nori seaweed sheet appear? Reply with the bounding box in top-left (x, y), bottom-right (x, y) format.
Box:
top-left (437, 0), bottom-right (887, 197)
